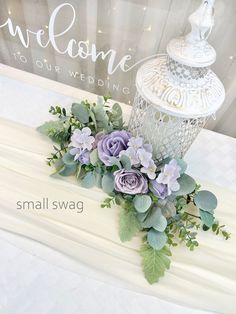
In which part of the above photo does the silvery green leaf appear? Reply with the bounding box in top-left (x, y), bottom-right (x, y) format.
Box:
top-left (89, 110), bottom-right (97, 131)
top-left (90, 149), bottom-right (98, 166)
top-left (140, 244), bottom-right (171, 284)
top-left (120, 154), bottom-right (131, 170)
top-left (133, 195), bottom-right (152, 213)
top-left (200, 209), bottom-right (214, 227)
top-left (59, 164), bottom-right (77, 176)
top-left (137, 211), bottom-right (149, 222)
top-left (81, 172), bottom-right (96, 188)
top-left (94, 98), bottom-right (109, 130)
top-left (119, 208), bottom-right (142, 242)
top-left (194, 191), bottom-right (217, 214)
top-left (174, 174), bottom-right (196, 196)
top-left (147, 229), bottom-right (168, 251)
top-left (102, 173), bottom-right (114, 193)
top-left (112, 103), bottom-right (122, 118)
top-left (176, 159), bottom-right (187, 174)
top-left (161, 201), bottom-right (176, 218)
top-left (62, 152), bottom-right (76, 166)
top-left (95, 172), bottom-right (102, 188)
top-left (108, 157), bottom-right (122, 169)
top-left (143, 207), bottom-right (167, 232)
top-left (71, 103), bottom-right (89, 123)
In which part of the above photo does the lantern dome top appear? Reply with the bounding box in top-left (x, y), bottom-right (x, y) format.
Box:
top-left (136, 0), bottom-right (225, 118)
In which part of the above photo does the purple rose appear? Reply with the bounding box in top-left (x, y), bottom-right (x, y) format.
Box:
top-left (78, 150), bottom-right (90, 165)
top-left (92, 132), bottom-right (105, 149)
top-left (114, 169), bottom-right (148, 195)
top-left (150, 181), bottom-right (168, 200)
top-left (97, 131), bottom-right (131, 166)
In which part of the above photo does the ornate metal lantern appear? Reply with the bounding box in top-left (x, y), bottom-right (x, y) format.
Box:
top-left (128, 0), bottom-right (225, 162)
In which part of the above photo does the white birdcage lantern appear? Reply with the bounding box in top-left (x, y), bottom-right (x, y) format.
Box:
top-left (128, 0), bottom-right (225, 162)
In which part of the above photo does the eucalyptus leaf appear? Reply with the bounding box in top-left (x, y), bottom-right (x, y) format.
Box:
top-left (200, 209), bottom-right (214, 227)
top-left (108, 157), bottom-right (122, 169)
top-left (140, 243), bottom-right (171, 284)
top-left (174, 174), bottom-right (196, 196)
top-left (133, 195), bottom-right (152, 213)
top-left (194, 190), bottom-right (217, 213)
top-left (81, 172), bottom-right (96, 188)
top-left (71, 103), bottom-right (89, 123)
top-left (147, 228), bottom-right (168, 250)
top-left (143, 207), bottom-right (167, 232)
top-left (90, 149), bottom-right (98, 166)
top-left (62, 152), bottom-right (76, 166)
top-left (176, 159), bottom-right (187, 174)
top-left (59, 164), bottom-right (77, 176)
top-left (120, 154), bottom-right (131, 170)
top-left (101, 173), bottom-right (114, 193)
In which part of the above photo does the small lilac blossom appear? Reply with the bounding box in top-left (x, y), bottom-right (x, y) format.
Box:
top-left (143, 143), bottom-right (153, 153)
top-left (77, 150), bottom-right (90, 165)
top-left (128, 137), bottom-right (143, 150)
top-left (69, 127), bottom-right (95, 161)
top-left (97, 130), bottom-right (131, 166)
top-left (150, 181), bottom-right (168, 200)
top-left (156, 159), bottom-right (181, 195)
top-left (137, 148), bottom-right (152, 168)
top-left (141, 159), bottom-right (157, 180)
top-left (114, 169), bottom-right (148, 195)
top-left (119, 147), bottom-right (140, 166)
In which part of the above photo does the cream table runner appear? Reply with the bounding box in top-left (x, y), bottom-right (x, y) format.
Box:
top-left (0, 118), bottom-right (235, 314)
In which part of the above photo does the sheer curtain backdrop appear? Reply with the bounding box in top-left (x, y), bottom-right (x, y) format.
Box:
top-left (0, 0), bottom-right (235, 137)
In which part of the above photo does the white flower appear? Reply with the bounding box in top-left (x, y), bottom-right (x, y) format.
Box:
top-left (119, 147), bottom-right (140, 166)
top-left (128, 137), bottom-right (143, 150)
top-left (156, 159), bottom-right (181, 195)
top-left (141, 159), bottom-right (157, 179)
top-left (137, 148), bottom-right (152, 168)
top-left (69, 127), bottom-right (95, 160)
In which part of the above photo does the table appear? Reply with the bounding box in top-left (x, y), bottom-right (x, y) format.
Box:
top-left (0, 66), bottom-right (236, 314)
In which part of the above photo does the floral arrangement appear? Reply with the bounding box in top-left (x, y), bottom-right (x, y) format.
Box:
top-left (38, 97), bottom-right (230, 284)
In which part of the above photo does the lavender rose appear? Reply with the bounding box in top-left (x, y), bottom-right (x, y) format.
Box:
top-left (150, 181), bottom-right (168, 200)
top-left (97, 130), bottom-right (131, 166)
top-left (114, 169), bottom-right (148, 195)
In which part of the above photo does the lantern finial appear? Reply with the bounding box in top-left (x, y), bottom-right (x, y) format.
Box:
top-left (167, 0), bottom-right (216, 67)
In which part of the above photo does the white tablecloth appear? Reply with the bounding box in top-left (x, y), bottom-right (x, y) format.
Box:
top-left (0, 72), bottom-right (236, 314)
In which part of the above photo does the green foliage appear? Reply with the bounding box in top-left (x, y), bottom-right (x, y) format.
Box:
top-left (147, 229), bottom-right (167, 250)
top-left (101, 196), bottom-right (116, 208)
top-left (212, 222), bottom-right (231, 240)
top-left (119, 204), bottom-right (142, 242)
top-left (49, 105), bottom-right (67, 118)
top-left (62, 151), bottom-right (76, 166)
top-left (140, 243), bottom-right (171, 284)
top-left (120, 154), bottom-right (131, 170)
top-left (71, 103), bottom-right (89, 124)
top-left (176, 159), bottom-right (187, 174)
top-left (37, 120), bottom-right (70, 144)
top-left (101, 173), bottom-right (114, 194)
top-left (90, 149), bottom-right (99, 165)
top-left (194, 190), bottom-right (217, 214)
top-left (175, 174), bottom-right (196, 196)
top-left (81, 172), bottom-right (96, 188)
top-left (59, 164), bottom-right (77, 176)
top-left (142, 207), bottom-right (167, 232)
top-left (133, 195), bottom-right (152, 213)
top-left (200, 210), bottom-right (214, 228)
